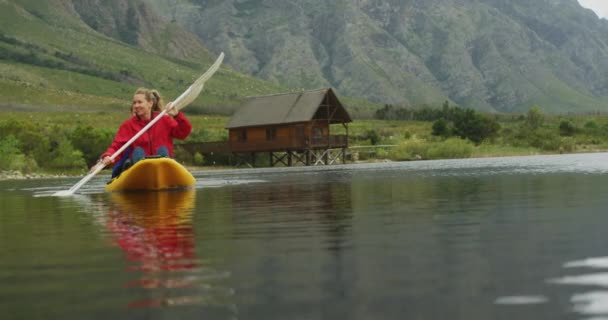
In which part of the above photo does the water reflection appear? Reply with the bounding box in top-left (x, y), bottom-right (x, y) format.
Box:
top-left (223, 177), bottom-right (356, 319)
top-left (548, 256), bottom-right (608, 318)
top-left (7, 153), bottom-right (608, 319)
top-left (106, 191), bottom-right (235, 310)
top-left (227, 176), bottom-right (354, 245)
top-left (108, 191), bottom-right (197, 273)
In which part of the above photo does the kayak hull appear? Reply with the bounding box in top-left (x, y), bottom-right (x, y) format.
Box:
top-left (105, 158), bottom-right (195, 192)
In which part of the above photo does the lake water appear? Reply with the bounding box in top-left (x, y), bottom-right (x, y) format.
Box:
top-left (2, 153), bottom-right (608, 320)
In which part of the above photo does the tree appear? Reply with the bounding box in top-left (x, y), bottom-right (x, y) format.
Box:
top-left (365, 130), bottom-right (380, 145)
top-left (442, 100), bottom-right (450, 119)
top-left (70, 125), bottom-right (113, 166)
top-left (48, 136), bottom-right (86, 170)
top-left (0, 135), bottom-right (22, 170)
top-left (559, 120), bottom-right (576, 136)
top-left (432, 119), bottom-right (451, 137)
top-left (375, 104), bottom-right (395, 120)
top-left (526, 105), bottom-right (544, 130)
top-left (451, 108), bottom-right (500, 144)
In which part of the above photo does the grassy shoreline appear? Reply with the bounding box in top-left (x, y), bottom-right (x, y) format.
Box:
top-left (3, 110), bottom-right (608, 181)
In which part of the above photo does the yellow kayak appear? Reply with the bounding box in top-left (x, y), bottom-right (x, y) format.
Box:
top-left (105, 157), bottom-right (195, 192)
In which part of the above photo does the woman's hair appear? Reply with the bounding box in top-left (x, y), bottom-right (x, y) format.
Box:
top-left (133, 87), bottom-right (163, 112)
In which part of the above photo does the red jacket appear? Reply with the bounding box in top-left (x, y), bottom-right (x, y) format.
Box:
top-left (102, 112), bottom-right (192, 162)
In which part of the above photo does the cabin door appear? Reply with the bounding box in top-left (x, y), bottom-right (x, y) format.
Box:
top-left (295, 124), bottom-right (306, 148)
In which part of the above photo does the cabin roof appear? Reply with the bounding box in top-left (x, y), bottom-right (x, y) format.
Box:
top-left (226, 88), bottom-right (352, 129)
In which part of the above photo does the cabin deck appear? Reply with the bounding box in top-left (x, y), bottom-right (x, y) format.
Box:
top-left (179, 134), bottom-right (348, 154)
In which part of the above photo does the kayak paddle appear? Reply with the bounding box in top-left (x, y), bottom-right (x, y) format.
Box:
top-left (52, 52), bottom-right (224, 196)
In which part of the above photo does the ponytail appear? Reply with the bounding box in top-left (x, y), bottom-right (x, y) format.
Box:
top-left (133, 87), bottom-right (164, 112)
top-left (150, 90), bottom-right (163, 112)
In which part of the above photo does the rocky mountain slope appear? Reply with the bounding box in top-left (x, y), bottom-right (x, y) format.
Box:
top-left (145, 0), bottom-right (608, 113)
top-left (71, 0), bottom-right (211, 61)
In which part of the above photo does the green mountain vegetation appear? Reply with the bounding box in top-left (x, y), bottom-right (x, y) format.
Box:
top-left (0, 0), bottom-right (290, 115)
top-left (145, 0), bottom-right (608, 113)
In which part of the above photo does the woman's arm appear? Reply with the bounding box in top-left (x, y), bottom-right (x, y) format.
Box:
top-left (101, 121), bottom-right (132, 161)
top-left (170, 112), bottom-right (192, 140)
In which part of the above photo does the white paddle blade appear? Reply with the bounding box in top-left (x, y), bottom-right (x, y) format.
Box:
top-left (51, 163), bottom-right (105, 196)
top-left (172, 52), bottom-right (224, 111)
top-left (52, 190), bottom-right (75, 197)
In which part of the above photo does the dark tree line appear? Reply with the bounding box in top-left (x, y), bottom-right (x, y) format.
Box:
top-left (375, 101), bottom-right (501, 144)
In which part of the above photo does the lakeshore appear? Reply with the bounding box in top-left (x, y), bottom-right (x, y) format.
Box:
top-left (3, 148), bottom-right (607, 182)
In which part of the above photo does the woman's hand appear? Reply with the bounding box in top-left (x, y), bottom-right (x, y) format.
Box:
top-left (101, 156), bottom-right (114, 166)
top-left (90, 156), bottom-right (114, 173)
top-left (166, 101), bottom-right (179, 117)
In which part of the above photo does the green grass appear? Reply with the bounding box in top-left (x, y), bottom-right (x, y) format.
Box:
top-left (471, 144), bottom-right (541, 158)
top-left (388, 138), bottom-right (474, 161)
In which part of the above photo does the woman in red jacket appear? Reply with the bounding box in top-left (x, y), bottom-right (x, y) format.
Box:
top-left (96, 88), bottom-right (192, 177)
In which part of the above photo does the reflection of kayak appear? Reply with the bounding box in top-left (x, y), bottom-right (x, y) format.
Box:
top-left (108, 190), bottom-right (197, 272)
top-left (106, 157), bottom-right (195, 192)
top-left (107, 190), bottom-right (235, 309)
top-left (109, 190), bottom-right (196, 228)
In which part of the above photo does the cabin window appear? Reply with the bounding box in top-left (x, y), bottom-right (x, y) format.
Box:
top-left (238, 130), bottom-right (247, 142)
top-left (266, 127), bottom-right (277, 141)
top-left (313, 127), bottom-right (323, 137)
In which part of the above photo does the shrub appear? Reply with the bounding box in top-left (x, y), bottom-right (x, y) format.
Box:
top-left (376, 148), bottom-right (388, 159)
top-left (365, 129), bottom-right (380, 145)
top-left (432, 119), bottom-right (451, 137)
top-left (532, 133), bottom-right (561, 151)
top-left (0, 135), bottom-right (22, 170)
top-left (584, 121), bottom-right (598, 130)
top-left (173, 146), bottom-right (193, 165)
top-left (559, 120), bottom-right (576, 136)
top-left (389, 139), bottom-right (429, 161)
top-left (374, 104), bottom-right (447, 121)
top-left (47, 137), bottom-right (86, 170)
top-left (388, 138), bottom-right (473, 161)
top-left (193, 152), bottom-right (205, 166)
top-left (8, 154), bottom-right (38, 173)
top-left (70, 125), bottom-right (114, 166)
top-left (426, 138), bottom-right (473, 159)
top-left (559, 137), bottom-right (576, 153)
top-left (526, 106), bottom-right (544, 130)
top-left (0, 119), bottom-right (54, 168)
top-left (188, 128), bottom-right (220, 142)
top-left (451, 108), bottom-right (500, 144)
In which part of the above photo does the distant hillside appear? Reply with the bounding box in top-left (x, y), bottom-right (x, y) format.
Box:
top-left (145, 0), bottom-right (608, 113)
top-left (0, 0), bottom-right (287, 115)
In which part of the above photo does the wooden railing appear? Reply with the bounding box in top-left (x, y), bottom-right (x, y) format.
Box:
top-left (177, 141), bottom-right (231, 154)
top-left (179, 134), bottom-right (349, 154)
top-left (229, 139), bottom-right (300, 153)
top-left (310, 135), bottom-right (348, 148)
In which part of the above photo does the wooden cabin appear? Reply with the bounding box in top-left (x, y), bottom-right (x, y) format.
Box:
top-left (181, 88), bottom-right (353, 167)
top-left (226, 88), bottom-right (352, 166)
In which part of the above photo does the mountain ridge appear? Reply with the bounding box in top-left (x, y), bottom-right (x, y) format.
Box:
top-left (2, 0), bottom-right (607, 115)
top-left (145, 0), bottom-right (608, 113)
